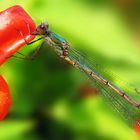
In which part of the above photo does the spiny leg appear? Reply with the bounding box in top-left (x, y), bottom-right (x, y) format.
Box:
top-left (12, 42), bottom-right (45, 60)
top-left (17, 27), bottom-right (43, 45)
top-left (27, 37), bottom-right (44, 45)
top-left (27, 41), bottom-right (45, 60)
top-left (12, 21), bottom-right (44, 60)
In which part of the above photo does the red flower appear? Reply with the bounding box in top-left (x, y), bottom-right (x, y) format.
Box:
top-left (0, 76), bottom-right (11, 120)
top-left (0, 5), bottom-right (36, 120)
top-left (0, 5), bottom-right (36, 65)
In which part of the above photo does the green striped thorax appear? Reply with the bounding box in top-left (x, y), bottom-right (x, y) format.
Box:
top-left (48, 32), bottom-right (69, 56)
top-left (49, 32), bottom-right (69, 49)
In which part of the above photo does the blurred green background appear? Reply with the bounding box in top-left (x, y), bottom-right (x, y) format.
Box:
top-left (1, 0), bottom-right (140, 140)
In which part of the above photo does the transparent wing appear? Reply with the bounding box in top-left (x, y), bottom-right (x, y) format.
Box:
top-left (43, 38), bottom-right (140, 127)
top-left (68, 47), bottom-right (140, 127)
top-left (70, 47), bottom-right (140, 102)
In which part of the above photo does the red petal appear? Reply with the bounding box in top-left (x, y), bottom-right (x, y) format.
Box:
top-left (0, 75), bottom-right (11, 120)
top-left (0, 5), bottom-right (36, 65)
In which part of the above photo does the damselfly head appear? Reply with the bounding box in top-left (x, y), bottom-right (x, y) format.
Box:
top-left (36, 22), bottom-right (49, 35)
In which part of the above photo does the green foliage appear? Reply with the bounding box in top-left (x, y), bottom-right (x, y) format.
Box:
top-left (0, 0), bottom-right (140, 140)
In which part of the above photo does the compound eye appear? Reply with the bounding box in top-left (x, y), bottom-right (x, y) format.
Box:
top-left (40, 24), bottom-right (45, 29)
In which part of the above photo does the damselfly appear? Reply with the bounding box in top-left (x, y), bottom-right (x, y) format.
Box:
top-left (21, 22), bottom-right (140, 127)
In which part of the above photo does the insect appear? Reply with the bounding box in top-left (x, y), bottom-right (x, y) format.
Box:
top-left (19, 22), bottom-right (140, 127)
